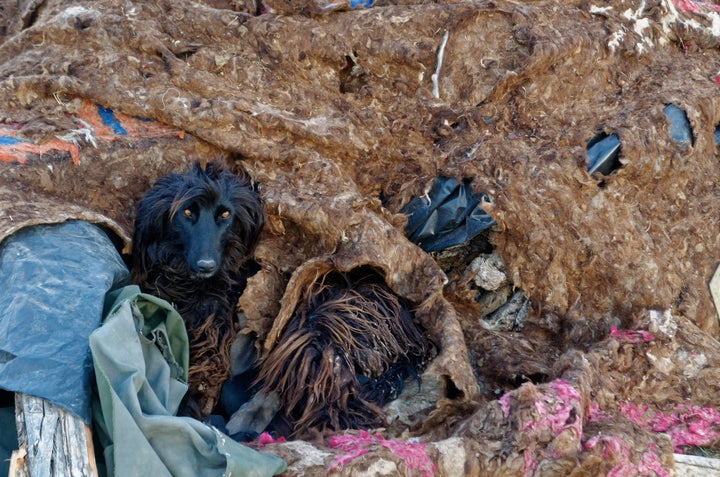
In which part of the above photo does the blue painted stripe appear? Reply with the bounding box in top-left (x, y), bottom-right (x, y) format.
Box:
top-left (349, 0), bottom-right (373, 8)
top-left (0, 136), bottom-right (26, 145)
top-left (97, 105), bottom-right (127, 135)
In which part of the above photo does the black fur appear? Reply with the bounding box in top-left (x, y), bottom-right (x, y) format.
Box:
top-left (131, 161), bottom-right (265, 417)
top-left (256, 269), bottom-right (436, 437)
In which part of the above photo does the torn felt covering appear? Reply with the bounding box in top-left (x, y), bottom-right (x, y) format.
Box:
top-left (0, 0), bottom-right (719, 475)
top-left (0, 0), bottom-right (717, 331)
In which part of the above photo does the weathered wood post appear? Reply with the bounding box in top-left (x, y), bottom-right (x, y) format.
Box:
top-left (11, 394), bottom-right (96, 477)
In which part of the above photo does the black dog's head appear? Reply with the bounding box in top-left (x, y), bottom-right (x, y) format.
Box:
top-left (132, 161), bottom-right (265, 280)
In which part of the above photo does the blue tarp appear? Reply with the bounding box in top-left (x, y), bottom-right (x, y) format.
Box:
top-left (0, 220), bottom-right (130, 422)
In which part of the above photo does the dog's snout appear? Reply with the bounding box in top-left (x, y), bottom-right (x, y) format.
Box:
top-left (196, 259), bottom-right (218, 275)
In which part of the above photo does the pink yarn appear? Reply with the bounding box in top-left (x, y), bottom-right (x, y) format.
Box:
top-left (609, 327), bottom-right (654, 343)
top-left (587, 402), bottom-right (608, 422)
top-left (620, 402), bottom-right (720, 452)
top-left (673, 0), bottom-right (720, 13)
top-left (518, 380), bottom-right (584, 476)
top-left (584, 436), bottom-right (669, 477)
top-left (327, 430), bottom-right (436, 476)
top-left (521, 380), bottom-right (583, 439)
top-left (499, 392), bottom-right (512, 417)
top-left (250, 432), bottom-right (287, 448)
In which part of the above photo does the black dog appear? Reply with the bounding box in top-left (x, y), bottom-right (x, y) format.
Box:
top-left (131, 161), bottom-right (265, 418)
top-left (247, 269), bottom-right (436, 438)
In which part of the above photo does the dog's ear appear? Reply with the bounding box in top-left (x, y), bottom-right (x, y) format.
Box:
top-left (193, 160), bottom-right (209, 177)
top-left (132, 174), bottom-right (183, 267)
top-left (228, 173), bottom-right (265, 256)
top-left (214, 166), bottom-right (265, 256)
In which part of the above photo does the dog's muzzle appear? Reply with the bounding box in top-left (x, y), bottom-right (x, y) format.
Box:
top-left (195, 259), bottom-right (218, 278)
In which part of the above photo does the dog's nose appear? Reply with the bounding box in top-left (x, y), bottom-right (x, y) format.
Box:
top-left (196, 259), bottom-right (218, 275)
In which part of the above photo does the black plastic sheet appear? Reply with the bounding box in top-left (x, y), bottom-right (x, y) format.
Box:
top-left (587, 133), bottom-right (622, 176)
top-left (0, 220), bottom-right (129, 422)
top-left (585, 104), bottom-right (694, 178)
top-left (401, 177), bottom-right (495, 252)
top-left (663, 103), bottom-right (694, 150)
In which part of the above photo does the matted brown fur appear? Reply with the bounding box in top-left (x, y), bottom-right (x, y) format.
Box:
top-left (1, 0), bottom-right (720, 474)
top-left (185, 310), bottom-right (235, 414)
top-left (258, 269), bottom-right (436, 437)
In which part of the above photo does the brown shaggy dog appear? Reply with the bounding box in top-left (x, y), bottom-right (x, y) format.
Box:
top-left (256, 269), bottom-right (436, 437)
top-left (131, 161), bottom-right (265, 417)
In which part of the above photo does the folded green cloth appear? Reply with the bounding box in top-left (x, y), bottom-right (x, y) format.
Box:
top-left (91, 285), bottom-right (286, 477)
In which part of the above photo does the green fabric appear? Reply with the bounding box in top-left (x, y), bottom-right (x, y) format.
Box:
top-left (90, 285), bottom-right (286, 477)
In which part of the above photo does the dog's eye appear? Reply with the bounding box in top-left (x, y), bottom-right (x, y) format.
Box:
top-left (183, 209), bottom-right (193, 218)
top-left (219, 210), bottom-right (231, 219)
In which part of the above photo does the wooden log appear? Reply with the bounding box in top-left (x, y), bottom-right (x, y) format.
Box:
top-left (12, 394), bottom-right (97, 477)
top-left (674, 453), bottom-right (720, 477)
top-left (8, 449), bottom-right (29, 477)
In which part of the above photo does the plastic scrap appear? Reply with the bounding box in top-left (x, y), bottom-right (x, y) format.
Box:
top-left (0, 399), bottom-right (16, 477)
top-left (714, 125), bottom-right (720, 145)
top-left (663, 103), bottom-right (693, 150)
top-left (711, 265), bottom-right (720, 322)
top-left (0, 137), bottom-right (24, 145)
top-left (586, 104), bottom-right (696, 177)
top-left (586, 132), bottom-right (621, 176)
top-left (401, 176), bottom-right (495, 252)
